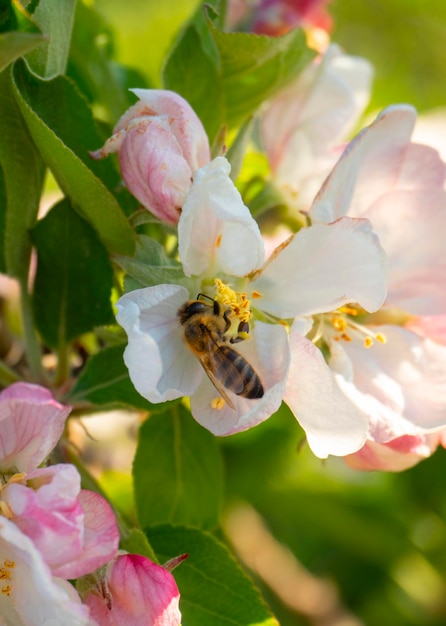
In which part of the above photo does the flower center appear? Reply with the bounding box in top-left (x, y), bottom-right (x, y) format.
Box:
top-left (329, 307), bottom-right (387, 348)
top-left (213, 278), bottom-right (253, 340)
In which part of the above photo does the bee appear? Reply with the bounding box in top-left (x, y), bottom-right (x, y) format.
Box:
top-left (178, 295), bottom-right (264, 409)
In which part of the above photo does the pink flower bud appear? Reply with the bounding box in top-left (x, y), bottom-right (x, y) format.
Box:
top-left (83, 553), bottom-right (182, 625)
top-left (90, 89), bottom-right (210, 225)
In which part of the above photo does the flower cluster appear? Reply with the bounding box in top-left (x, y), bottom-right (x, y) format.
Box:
top-left (0, 383), bottom-right (181, 625)
top-left (101, 69), bottom-right (446, 470)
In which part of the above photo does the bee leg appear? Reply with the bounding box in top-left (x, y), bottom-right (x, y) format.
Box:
top-left (230, 320), bottom-right (250, 344)
top-left (222, 308), bottom-right (232, 333)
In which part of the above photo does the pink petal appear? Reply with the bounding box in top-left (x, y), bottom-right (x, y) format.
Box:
top-left (310, 105), bottom-right (422, 222)
top-left (0, 382), bottom-right (71, 473)
top-left (190, 322), bottom-right (290, 435)
top-left (362, 189), bottom-right (446, 315)
top-left (331, 325), bottom-right (446, 436)
top-left (118, 117), bottom-right (192, 224)
top-left (343, 434), bottom-right (441, 472)
top-left (178, 157), bottom-right (265, 277)
top-left (52, 490), bottom-right (119, 579)
top-left (84, 554), bottom-right (181, 626)
top-left (406, 315), bottom-right (446, 345)
top-left (285, 324), bottom-right (369, 458)
top-left (251, 217), bottom-right (387, 318)
top-left (130, 89), bottom-right (210, 171)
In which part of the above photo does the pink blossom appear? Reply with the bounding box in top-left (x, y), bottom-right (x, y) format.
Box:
top-left (252, 0), bottom-right (333, 36)
top-left (308, 106), bottom-right (446, 468)
top-left (83, 553), bottom-right (181, 626)
top-left (90, 89), bottom-right (210, 225)
top-left (0, 382), bottom-right (119, 578)
top-left (0, 382), bottom-right (71, 473)
top-left (3, 466), bottom-right (119, 579)
top-left (0, 517), bottom-right (96, 625)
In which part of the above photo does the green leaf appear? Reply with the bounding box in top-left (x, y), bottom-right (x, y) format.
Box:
top-left (0, 66), bottom-right (45, 279)
top-left (11, 59), bottom-right (135, 256)
top-left (114, 234), bottom-right (194, 291)
top-left (0, 31), bottom-right (46, 72)
top-left (134, 406), bottom-right (224, 530)
top-left (31, 198), bottom-right (114, 349)
top-left (67, 343), bottom-right (171, 412)
top-left (147, 524), bottom-right (279, 626)
top-left (68, 2), bottom-right (145, 122)
top-left (25, 0), bottom-right (76, 78)
top-left (120, 528), bottom-right (158, 564)
top-left (163, 3), bottom-right (314, 141)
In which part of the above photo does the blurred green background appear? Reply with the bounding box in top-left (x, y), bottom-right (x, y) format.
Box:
top-left (86, 1), bottom-right (446, 624)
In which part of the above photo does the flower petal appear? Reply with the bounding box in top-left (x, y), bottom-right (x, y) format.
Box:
top-left (284, 323), bottom-right (369, 458)
top-left (252, 217), bottom-right (387, 318)
top-left (116, 284), bottom-right (203, 403)
top-left (0, 518), bottom-right (95, 626)
top-left (0, 382), bottom-right (71, 473)
top-left (178, 157), bottom-right (265, 277)
top-left (330, 325), bottom-right (446, 436)
top-left (190, 322), bottom-right (289, 435)
top-left (361, 189), bottom-right (446, 315)
top-left (343, 434), bottom-right (441, 472)
top-left (310, 105), bottom-right (420, 222)
top-left (261, 44), bottom-right (373, 209)
top-left (130, 88), bottom-right (211, 170)
top-left (84, 553), bottom-right (181, 626)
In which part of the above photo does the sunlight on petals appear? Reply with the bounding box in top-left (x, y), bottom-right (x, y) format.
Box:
top-left (285, 323), bottom-right (368, 458)
top-left (252, 217), bottom-right (387, 318)
top-left (178, 157), bottom-right (265, 277)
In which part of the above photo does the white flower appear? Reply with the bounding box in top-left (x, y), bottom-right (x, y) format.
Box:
top-left (117, 157), bottom-right (387, 457)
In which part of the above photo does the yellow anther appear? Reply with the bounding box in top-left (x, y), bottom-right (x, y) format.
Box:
top-left (376, 333), bottom-right (387, 344)
top-left (211, 397), bottom-right (226, 410)
top-left (214, 279), bottom-right (252, 324)
top-left (0, 501), bottom-right (13, 519)
top-left (364, 337), bottom-right (373, 348)
top-left (251, 290), bottom-right (263, 299)
top-left (332, 316), bottom-right (347, 332)
top-left (1, 585), bottom-right (11, 596)
top-left (3, 561), bottom-right (14, 569)
top-left (215, 234), bottom-right (222, 249)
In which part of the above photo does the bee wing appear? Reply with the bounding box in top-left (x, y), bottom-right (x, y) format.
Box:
top-left (197, 337), bottom-right (242, 410)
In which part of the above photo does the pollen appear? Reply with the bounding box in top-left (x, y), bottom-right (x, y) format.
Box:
top-left (0, 560), bottom-right (14, 596)
top-left (211, 396), bottom-right (226, 410)
top-left (214, 279), bottom-right (252, 324)
top-left (215, 234), bottom-right (222, 248)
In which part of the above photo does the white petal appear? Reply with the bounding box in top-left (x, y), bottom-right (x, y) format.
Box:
top-left (178, 157), bottom-right (265, 277)
top-left (190, 322), bottom-right (289, 435)
top-left (331, 325), bottom-right (446, 437)
top-left (116, 284), bottom-right (203, 402)
top-left (310, 105), bottom-right (418, 222)
top-left (262, 44), bottom-right (373, 209)
top-left (252, 217), bottom-right (387, 318)
top-left (0, 518), bottom-right (94, 626)
top-left (284, 322), bottom-right (368, 458)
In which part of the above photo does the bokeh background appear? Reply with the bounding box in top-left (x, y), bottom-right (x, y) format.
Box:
top-left (74, 1), bottom-right (446, 624)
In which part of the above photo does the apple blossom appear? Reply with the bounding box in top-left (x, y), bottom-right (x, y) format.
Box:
top-left (90, 89), bottom-right (211, 225)
top-left (116, 156), bottom-right (387, 457)
top-left (82, 553), bottom-right (181, 626)
top-left (306, 105), bottom-right (446, 468)
top-left (260, 44), bottom-right (373, 210)
top-left (0, 382), bottom-right (119, 578)
top-left (0, 516), bottom-right (96, 626)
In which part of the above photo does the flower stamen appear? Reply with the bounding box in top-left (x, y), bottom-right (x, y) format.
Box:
top-left (329, 311), bottom-right (387, 348)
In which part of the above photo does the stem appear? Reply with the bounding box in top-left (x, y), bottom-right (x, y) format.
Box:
top-left (19, 277), bottom-right (46, 384)
top-left (0, 359), bottom-right (21, 386)
top-left (54, 340), bottom-right (69, 388)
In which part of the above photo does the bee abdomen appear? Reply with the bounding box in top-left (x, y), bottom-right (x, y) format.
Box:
top-left (222, 346), bottom-right (264, 400)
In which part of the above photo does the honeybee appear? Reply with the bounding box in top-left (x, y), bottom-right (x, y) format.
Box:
top-left (178, 295), bottom-right (264, 409)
